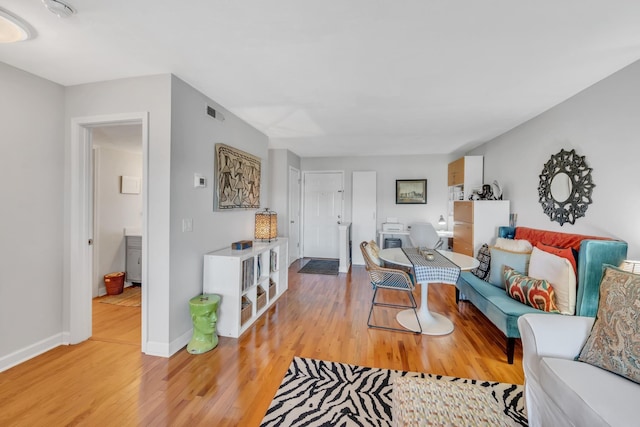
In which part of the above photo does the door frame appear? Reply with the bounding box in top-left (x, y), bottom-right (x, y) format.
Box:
top-left (301, 170), bottom-right (344, 259)
top-left (68, 112), bottom-right (149, 349)
top-left (288, 166), bottom-right (301, 265)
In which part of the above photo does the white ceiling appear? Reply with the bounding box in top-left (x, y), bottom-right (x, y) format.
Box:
top-left (2, 1), bottom-right (640, 157)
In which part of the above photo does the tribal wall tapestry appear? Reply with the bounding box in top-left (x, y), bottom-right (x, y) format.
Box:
top-left (214, 143), bottom-right (261, 210)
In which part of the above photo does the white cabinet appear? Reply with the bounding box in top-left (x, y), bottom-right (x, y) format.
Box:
top-left (453, 201), bottom-right (510, 257)
top-left (125, 235), bottom-right (142, 284)
top-left (352, 171), bottom-right (377, 265)
top-left (203, 239), bottom-right (288, 338)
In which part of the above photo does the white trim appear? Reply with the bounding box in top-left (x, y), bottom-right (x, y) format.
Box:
top-left (288, 166), bottom-right (301, 265)
top-left (68, 112), bottom-right (150, 352)
top-left (146, 328), bottom-right (192, 358)
top-left (0, 334), bottom-right (65, 373)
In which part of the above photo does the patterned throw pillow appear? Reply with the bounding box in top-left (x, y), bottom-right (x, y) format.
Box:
top-left (470, 244), bottom-right (491, 281)
top-left (578, 266), bottom-right (640, 384)
top-left (504, 266), bottom-right (560, 313)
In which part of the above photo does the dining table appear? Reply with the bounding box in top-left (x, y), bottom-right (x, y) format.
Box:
top-left (378, 247), bottom-right (479, 335)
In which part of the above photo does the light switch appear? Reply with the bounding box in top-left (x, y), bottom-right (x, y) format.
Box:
top-left (182, 218), bottom-right (193, 232)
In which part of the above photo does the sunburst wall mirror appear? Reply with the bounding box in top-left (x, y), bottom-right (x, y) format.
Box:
top-left (538, 148), bottom-right (595, 226)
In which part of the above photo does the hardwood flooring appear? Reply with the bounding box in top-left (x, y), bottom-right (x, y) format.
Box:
top-left (0, 261), bottom-right (523, 426)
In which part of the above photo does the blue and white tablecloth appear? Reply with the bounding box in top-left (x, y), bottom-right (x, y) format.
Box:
top-left (402, 247), bottom-right (461, 284)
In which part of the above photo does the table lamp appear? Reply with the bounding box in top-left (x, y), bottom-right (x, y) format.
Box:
top-left (255, 208), bottom-right (277, 241)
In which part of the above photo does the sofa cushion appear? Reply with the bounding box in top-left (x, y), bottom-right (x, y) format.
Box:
top-left (495, 237), bottom-right (533, 253)
top-left (540, 357), bottom-right (638, 427)
top-left (488, 247), bottom-right (531, 288)
top-left (470, 243), bottom-right (491, 280)
top-left (514, 227), bottom-right (608, 252)
top-left (504, 266), bottom-right (560, 313)
top-left (528, 247), bottom-right (577, 315)
top-left (578, 266), bottom-right (640, 384)
top-left (458, 271), bottom-right (546, 337)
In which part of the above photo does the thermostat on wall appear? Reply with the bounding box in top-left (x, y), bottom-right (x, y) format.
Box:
top-left (194, 173), bottom-right (207, 188)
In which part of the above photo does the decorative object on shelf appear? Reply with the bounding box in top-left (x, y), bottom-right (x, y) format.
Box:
top-left (231, 240), bottom-right (253, 250)
top-left (491, 180), bottom-right (503, 200)
top-left (255, 208), bottom-right (278, 241)
top-left (538, 149), bottom-right (595, 226)
top-left (620, 260), bottom-right (640, 274)
top-left (396, 179), bottom-right (427, 204)
top-left (214, 143), bottom-right (261, 210)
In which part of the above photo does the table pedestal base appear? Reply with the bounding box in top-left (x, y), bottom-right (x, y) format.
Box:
top-left (396, 309), bottom-right (454, 335)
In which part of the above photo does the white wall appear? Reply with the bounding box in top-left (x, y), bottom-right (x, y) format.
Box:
top-left (0, 62), bottom-right (65, 367)
top-left (301, 154), bottom-right (452, 245)
top-left (169, 76), bottom-right (270, 343)
top-left (93, 144), bottom-right (143, 296)
top-left (65, 75), bottom-right (173, 354)
top-left (268, 148), bottom-right (301, 237)
top-left (470, 59), bottom-right (640, 259)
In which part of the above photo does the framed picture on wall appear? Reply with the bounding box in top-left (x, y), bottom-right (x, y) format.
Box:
top-left (396, 179), bottom-right (427, 204)
top-left (214, 143), bottom-right (261, 210)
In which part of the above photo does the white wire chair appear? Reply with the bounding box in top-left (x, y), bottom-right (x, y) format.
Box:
top-left (360, 241), bottom-right (422, 334)
top-left (408, 222), bottom-right (443, 250)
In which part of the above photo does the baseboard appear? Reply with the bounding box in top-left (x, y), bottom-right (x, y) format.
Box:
top-left (0, 333), bottom-right (65, 373)
top-left (144, 329), bottom-right (191, 358)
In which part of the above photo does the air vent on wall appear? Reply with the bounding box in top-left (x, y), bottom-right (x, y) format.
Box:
top-left (206, 105), bottom-right (225, 122)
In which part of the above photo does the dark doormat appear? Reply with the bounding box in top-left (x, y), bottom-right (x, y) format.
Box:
top-left (298, 259), bottom-right (339, 275)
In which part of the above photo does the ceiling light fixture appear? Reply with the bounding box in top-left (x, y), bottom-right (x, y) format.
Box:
top-left (42, 0), bottom-right (76, 18)
top-left (0, 8), bottom-right (33, 43)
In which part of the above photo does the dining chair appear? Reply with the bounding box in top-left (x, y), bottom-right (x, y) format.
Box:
top-left (408, 222), bottom-right (443, 250)
top-left (360, 241), bottom-right (422, 334)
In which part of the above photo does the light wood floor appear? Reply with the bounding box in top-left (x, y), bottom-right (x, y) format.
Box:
top-left (0, 261), bottom-right (523, 426)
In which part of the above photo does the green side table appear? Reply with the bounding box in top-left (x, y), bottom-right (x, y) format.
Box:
top-left (187, 294), bottom-right (221, 354)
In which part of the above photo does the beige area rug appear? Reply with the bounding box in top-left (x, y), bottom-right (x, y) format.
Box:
top-left (98, 286), bottom-right (141, 307)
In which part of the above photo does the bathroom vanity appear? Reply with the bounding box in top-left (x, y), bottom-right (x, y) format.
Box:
top-left (125, 229), bottom-right (142, 285)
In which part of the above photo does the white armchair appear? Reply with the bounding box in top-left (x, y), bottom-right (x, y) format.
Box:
top-left (518, 313), bottom-right (639, 427)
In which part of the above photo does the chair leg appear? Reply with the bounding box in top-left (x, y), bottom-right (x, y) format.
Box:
top-left (367, 287), bottom-right (422, 334)
top-left (455, 288), bottom-right (460, 304)
top-left (506, 338), bottom-right (515, 364)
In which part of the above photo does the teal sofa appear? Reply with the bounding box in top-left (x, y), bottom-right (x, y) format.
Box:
top-left (455, 226), bottom-right (627, 364)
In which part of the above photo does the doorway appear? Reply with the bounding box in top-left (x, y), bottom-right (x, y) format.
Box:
top-left (288, 166), bottom-right (301, 265)
top-left (91, 124), bottom-right (143, 345)
top-left (302, 171), bottom-right (344, 259)
top-left (68, 112), bottom-right (149, 350)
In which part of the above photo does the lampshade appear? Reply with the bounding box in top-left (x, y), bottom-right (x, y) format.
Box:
top-left (255, 208), bottom-right (277, 241)
top-left (438, 215), bottom-right (446, 225)
top-left (620, 259), bottom-right (640, 274)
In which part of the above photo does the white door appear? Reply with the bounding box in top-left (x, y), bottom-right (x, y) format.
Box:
top-left (288, 166), bottom-right (301, 265)
top-left (303, 171), bottom-right (343, 259)
top-left (352, 171), bottom-right (377, 265)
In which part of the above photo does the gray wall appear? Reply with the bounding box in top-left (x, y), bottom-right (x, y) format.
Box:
top-left (169, 76), bottom-right (269, 343)
top-left (268, 148), bottom-right (301, 237)
top-left (470, 59), bottom-right (640, 258)
top-left (65, 74), bottom-right (173, 354)
top-left (0, 63), bottom-right (65, 364)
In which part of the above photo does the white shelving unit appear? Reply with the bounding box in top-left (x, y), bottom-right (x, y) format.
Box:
top-left (203, 238), bottom-right (288, 338)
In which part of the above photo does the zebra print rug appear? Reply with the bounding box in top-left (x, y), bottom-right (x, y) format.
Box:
top-left (261, 357), bottom-right (527, 426)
